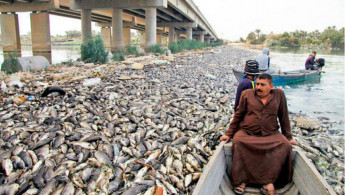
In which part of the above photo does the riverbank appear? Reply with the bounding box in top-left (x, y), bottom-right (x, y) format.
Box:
top-left (0, 45), bottom-right (343, 194)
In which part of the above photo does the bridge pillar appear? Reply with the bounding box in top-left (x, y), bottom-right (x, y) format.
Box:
top-left (100, 27), bottom-right (112, 50)
top-left (186, 27), bottom-right (193, 40)
top-left (112, 8), bottom-right (124, 51)
top-left (169, 27), bottom-right (175, 43)
top-left (156, 33), bottom-right (162, 44)
top-left (145, 8), bottom-right (156, 47)
top-left (205, 37), bottom-right (210, 43)
top-left (30, 12), bottom-right (52, 63)
top-left (0, 13), bottom-right (21, 58)
top-left (81, 9), bottom-right (92, 44)
top-left (123, 27), bottom-right (131, 46)
top-left (199, 34), bottom-right (205, 42)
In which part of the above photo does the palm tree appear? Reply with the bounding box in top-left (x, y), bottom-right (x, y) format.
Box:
top-left (255, 29), bottom-right (261, 39)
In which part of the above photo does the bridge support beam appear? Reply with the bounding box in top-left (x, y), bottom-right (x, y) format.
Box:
top-left (145, 8), bottom-right (157, 47)
top-left (123, 27), bottom-right (131, 46)
top-left (81, 9), bottom-right (92, 44)
top-left (198, 34), bottom-right (205, 42)
top-left (205, 37), bottom-right (210, 43)
top-left (0, 13), bottom-right (21, 58)
top-left (30, 12), bottom-right (52, 63)
top-left (169, 27), bottom-right (175, 43)
top-left (101, 27), bottom-right (112, 50)
top-left (186, 27), bottom-right (193, 40)
top-left (112, 8), bottom-right (124, 51)
top-left (156, 33), bottom-right (162, 44)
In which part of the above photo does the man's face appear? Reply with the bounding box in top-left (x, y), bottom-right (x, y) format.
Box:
top-left (312, 53), bottom-right (316, 57)
top-left (255, 78), bottom-right (273, 97)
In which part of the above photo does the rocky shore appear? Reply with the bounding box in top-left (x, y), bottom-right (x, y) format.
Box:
top-left (0, 45), bottom-right (343, 194)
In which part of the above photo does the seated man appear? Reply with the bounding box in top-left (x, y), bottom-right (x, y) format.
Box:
top-left (234, 60), bottom-right (259, 112)
top-left (220, 74), bottom-right (298, 195)
top-left (305, 51), bottom-right (324, 72)
top-left (256, 48), bottom-right (275, 74)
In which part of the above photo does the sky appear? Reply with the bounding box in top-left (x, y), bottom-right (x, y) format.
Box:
top-left (2, 0), bottom-right (345, 41)
top-left (194, 0), bottom-right (345, 41)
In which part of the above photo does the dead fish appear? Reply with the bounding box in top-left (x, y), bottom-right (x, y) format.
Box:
top-left (184, 174), bottom-right (192, 187)
top-left (53, 135), bottom-right (65, 149)
top-left (186, 154), bottom-right (201, 171)
top-left (61, 182), bottom-right (75, 195)
top-left (171, 136), bottom-right (190, 145)
top-left (2, 158), bottom-right (13, 176)
top-left (121, 185), bottom-right (149, 195)
top-left (0, 184), bottom-right (19, 195)
top-left (19, 151), bottom-right (33, 168)
top-left (38, 178), bottom-right (56, 195)
top-left (71, 141), bottom-right (96, 150)
top-left (95, 151), bottom-right (112, 166)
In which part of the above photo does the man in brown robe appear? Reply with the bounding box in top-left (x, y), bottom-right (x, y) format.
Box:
top-left (220, 73), bottom-right (298, 195)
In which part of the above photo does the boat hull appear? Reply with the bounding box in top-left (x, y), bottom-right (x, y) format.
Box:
top-left (233, 69), bottom-right (321, 85)
top-left (193, 142), bottom-right (336, 195)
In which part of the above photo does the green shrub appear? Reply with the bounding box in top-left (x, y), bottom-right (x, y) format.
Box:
top-left (169, 42), bottom-right (181, 53)
top-left (168, 39), bottom-right (222, 53)
top-left (125, 45), bottom-right (138, 56)
top-left (112, 51), bottom-right (125, 61)
top-left (148, 44), bottom-right (164, 54)
top-left (81, 36), bottom-right (108, 64)
top-left (1, 52), bottom-right (22, 74)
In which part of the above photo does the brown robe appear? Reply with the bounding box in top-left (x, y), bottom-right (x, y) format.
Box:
top-left (225, 89), bottom-right (292, 186)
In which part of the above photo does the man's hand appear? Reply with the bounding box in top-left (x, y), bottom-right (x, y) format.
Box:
top-left (289, 139), bottom-right (299, 146)
top-left (219, 135), bottom-right (231, 143)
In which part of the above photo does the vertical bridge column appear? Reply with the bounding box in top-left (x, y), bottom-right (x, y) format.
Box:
top-left (30, 11), bottom-right (52, 63)
top-left (145, 8), bottom-right (156, 47)
top-left (0, 12), bottom-right (21, 58)
top-left (199, 33), bottom-right (205, 42)
top-left (123, 27), bottom-right (131, 46)
top-left (100, 27), bottom-right (112, 50)
top-left (81, 9), bottom-right (92, 44)
top-left (186, 27), bottom-right (193, 40)
top-left (112, 8), bottom-right (123, 51)
top-left (169, 27), bottom-right (175, 44)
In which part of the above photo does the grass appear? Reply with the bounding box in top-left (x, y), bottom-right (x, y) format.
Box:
top-left (148, 44), bottom-right (164, 55)
top-left (112, 51), bottom-right (125, 61)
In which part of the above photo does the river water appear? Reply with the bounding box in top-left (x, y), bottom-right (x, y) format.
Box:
top-left (1, 46), bottom-right (344, 126)
top-left (268, 48), bottom-right (344, 126)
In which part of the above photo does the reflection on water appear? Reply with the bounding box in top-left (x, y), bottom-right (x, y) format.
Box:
top-left (0, 46), bottom-right (81, 65)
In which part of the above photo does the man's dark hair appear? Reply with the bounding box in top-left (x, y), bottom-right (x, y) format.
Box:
top-left (312, 51), bottom-right (316, 54)
top-left (258, 73), bottom-right (273, 84)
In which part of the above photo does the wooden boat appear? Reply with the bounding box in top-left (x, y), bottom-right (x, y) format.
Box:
top-left (233, 69), bottom-right (321, 86)
top-left (193, 142), bottom-right (336, 195)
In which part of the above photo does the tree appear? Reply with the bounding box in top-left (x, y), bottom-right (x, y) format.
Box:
top-left (65, 30), bottom-right (81, 39)
top-left (246, 32), bottom-right (256, 42)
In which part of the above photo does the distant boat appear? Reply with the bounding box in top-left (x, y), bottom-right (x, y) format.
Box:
top-left (193, 142), bottom-right (336, 195)
top-left (233, 69), bottom-right (322, 85)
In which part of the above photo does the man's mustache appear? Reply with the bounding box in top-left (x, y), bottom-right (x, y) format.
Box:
top-left (256, 89), bottom-right (263, 92)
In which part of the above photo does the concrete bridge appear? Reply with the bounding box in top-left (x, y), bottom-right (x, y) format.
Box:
top-left (0, 0), bottom-right (218, 63)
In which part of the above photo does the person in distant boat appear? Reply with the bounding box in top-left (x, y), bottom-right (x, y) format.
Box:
top-left (234, 60), bottom-right (259, 111)
top-left (305, 51), bottom-right (324, 72)
top-left (256, 48), bottom-right (275, 74)
top-left (220, 73), bottom-right (298, 195)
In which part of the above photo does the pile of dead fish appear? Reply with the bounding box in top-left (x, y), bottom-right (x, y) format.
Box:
top-left (0, 46), bottom-right (253, 194)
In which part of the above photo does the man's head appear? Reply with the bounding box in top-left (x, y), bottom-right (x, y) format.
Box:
top-left (255, 73), bottom-right (273, 97)
top-left (312, 51), bottom-right (316, 57)
top-left (244, 60), bottom-right (259, 79)
top-left (263, 48), bottom-right (269, 55)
